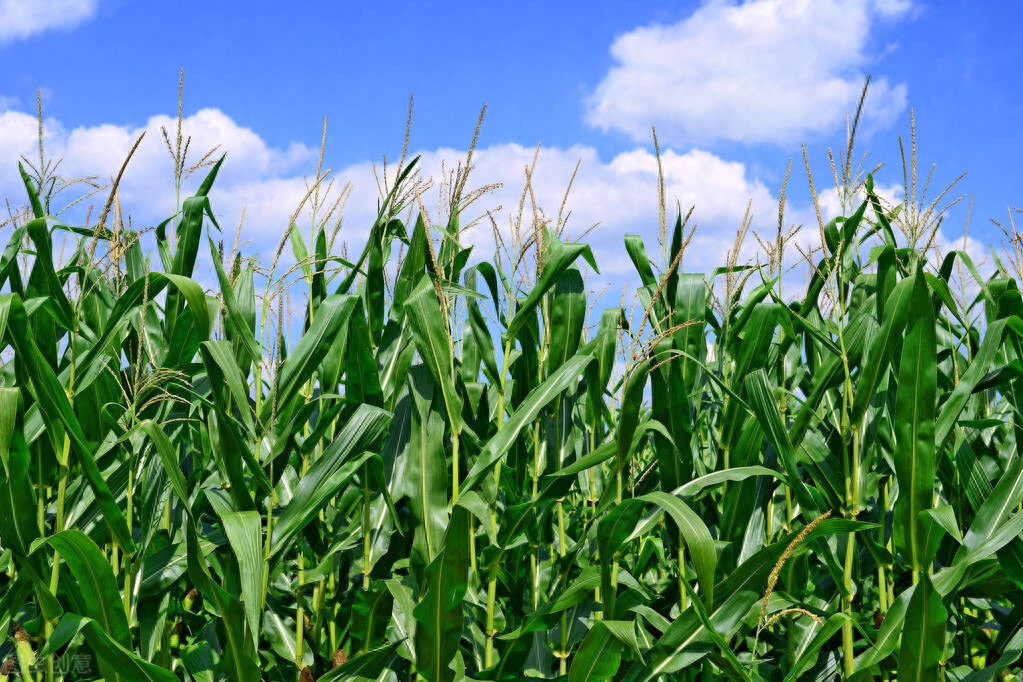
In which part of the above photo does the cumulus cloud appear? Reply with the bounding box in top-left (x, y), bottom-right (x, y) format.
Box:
top-left (0, 107), bottom-right (318, 237)
top-left (384, 142), bottom-right (780, 279)
top-left (0, 0), bottom-right (98, 43)
top-left (0, 107), bottom-right (791, 302)
top-left (585, 0), bottom-right (912, 146)
top-left (4, 99), bottom-right (994, 320)
top-left (5, 103), bottom-right (927, 306)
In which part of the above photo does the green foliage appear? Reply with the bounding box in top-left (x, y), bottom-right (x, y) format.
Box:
top-left (0, 131), bottom-right (1021, 682)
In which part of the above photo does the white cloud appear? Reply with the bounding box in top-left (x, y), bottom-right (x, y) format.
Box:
top-left (10, 103), bottom-right (964, 309)
top-left (0, 108), bottom-right (319, 238)
top-left (585, 0), bottom-right (912, 146)
top-left (0, 0), bottom-right (98, 43)
top-left (393, 143), bottom-right (779, 279)
top-left (0, 105), bottom-right (790, 301)
top-left (0, 103), bottom-right (798, 280)
top-left (873, 0), bottom-right (913, 17)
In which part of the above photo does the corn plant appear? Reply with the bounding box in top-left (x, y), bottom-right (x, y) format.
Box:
top-left (0, 108), bottom-right (1021, 682)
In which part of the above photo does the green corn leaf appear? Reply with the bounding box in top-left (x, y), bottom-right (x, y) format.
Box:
top-left (0, 221), bottom-right (27, 295)
top-left (731, 302), bottom-right (778, 381)
top-left (377, 317), bottom-right (416, 404)
top-left (270, 404), bottom-right (391, 558)
top-left (392, 214), bottom-right (429, 318)
top-left (42, 613), bottom-right (177, 682)
top-left (180, 640), bottom-right (217, 682)
top-left (585, 307), bottom-right (623, 428)
top-left (333, 156), bottom-right (419, 296)
top-left (461, 353), bottom-right (592, 494)
top-left (547, 440), bottom-right (616, 478)
top-left (201, 339), bottom-right (255, 431)
top-left (3, 293), bottom-right (134, 551)
top-left (675, 465), bottom-right (786, 498)
top-left (259, 294), bottom-right (358, 425)
top-left (208, 236), bottom-right (262, 368)
top-left (364, 218), bottom-right (388, 346)
top-left (18, 161), bottom-right (45, 218)
top-left (465, 269), bottom-right (500, 385)
top-left (0, 386), bottom-right (19, 478)
top-left (0, 408), bottom-right (40, 559)
top-left (789, 301), bottom-right (872, 447)
top-left (941, 455), bottom-right (1023, 591)
top-left (405, 275), bottom-right (463, 435)
top-left (407, 366), bottom-right (450, 572)
top-left (598, 498), bottom-right (646, 618)
top-left (136, 419), bottom-right (191, 512)
top-left (203, 408), bottom-right (258, 512)
top-left (850, 577), bottom-right (912, 677)
top-left (623, 585), bottom-right (755, 681)
top-left (851, 275), bottom-right (915, 425)
top-left (414, 505), bottom-right (470, 682)
top-left (262, 610), bottom-right (310, 669)
top-left (966, 625), bottom-right (1023, 681)
top-left (676, 578), bottom-right (750, 681)
top-left (744, 369), bottom-right (820, 513)
top-left (673, 272), bottom-right (707, 386)
top-left (289, 222), bottom-right (312, 282)
top-left (345, 300), bottom-right (385, 408)
top-left (892, 270), bottom-right (937, 573)
top-left (474, 261), bottom-right (504, 321)
top-left (569, 621), bottom-right (622, 682)
top-left (505, 229), bottom-right (598, 340)
top-left (24, 217), bottom-right (75, 331)
top-left (935, 318), bottom-right (1008, 448)
top-left (547, 266), bottom-right (586, 373)
top-left (172, 159), bottom-right (223, 279)
top-left (42, 530), bottom-right (130, 647)
top-left (218, 510), bottom-right (264, 653)
top-left (617, 359), bottom-right (649, 477)
top-left (165, 191), bottom-right (218, 334)
top-left (350, 581), bottom-right (394, 657)
top-left (317, 643), bottom-right (403, 682)
top-left (624, 234), bottom-right (657, 289)
top-left (78, 271), bottom-right (210, 382)
top-left (898, 572), bottom-right (946, 681)
top-left (625, 518), bottom-right (870, 681)
top-left (782, 614), bottom-right (850, 681)
top-left (186, 522), bottom-right (261, 682)
top-left (865, 174), bottom-right (899, 246)
top-left (635, 491), bottom-right (716, 608)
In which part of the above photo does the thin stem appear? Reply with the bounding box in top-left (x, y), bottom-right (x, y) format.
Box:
top-left (362, 466), bottom-right (372, 590)
top-left (295, 549), bottom-right (305, 680)
top-left (451, 430), bottom-right (460, 506)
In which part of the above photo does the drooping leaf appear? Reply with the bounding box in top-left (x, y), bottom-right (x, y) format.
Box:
top-left (270, 404), bottom-right (391, 558)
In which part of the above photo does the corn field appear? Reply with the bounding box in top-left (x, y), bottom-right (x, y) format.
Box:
top-left (0, 109), bottom-right (1022, 682)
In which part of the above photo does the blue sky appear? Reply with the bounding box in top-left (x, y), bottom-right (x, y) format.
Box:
top-left (1, 0), bottom-right (1020, 296)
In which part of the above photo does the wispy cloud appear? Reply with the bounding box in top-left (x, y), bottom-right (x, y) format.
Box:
top-left (585, 0), bottom-right (913, 146)
top-left (0, 0), bottom-right (99, 43)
